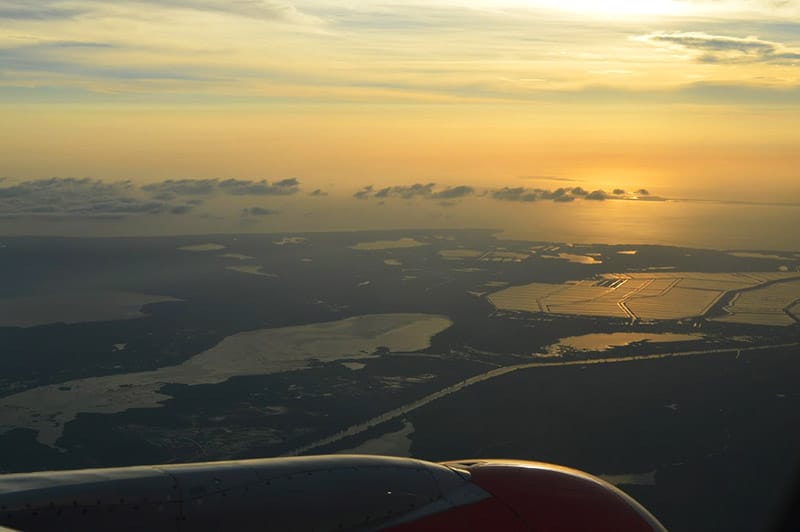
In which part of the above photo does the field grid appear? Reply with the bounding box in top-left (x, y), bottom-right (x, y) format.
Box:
top-left (489, 272), bottom-right (800, 325)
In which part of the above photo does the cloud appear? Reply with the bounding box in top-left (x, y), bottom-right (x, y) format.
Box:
top-left (219, 178), bottom-right (300, 196)
top-left (0, 38), bottom-right (226, 84)
top-left (2, 1), bottom-right (799, 108)
top-left (0, 176), bottom-right (302, 220)
top-left (585, 190), bottom-right (608, 201)
top-left (539, 188), bottom-right (572, 201)
top-left (142, 178), bottom-right (301, 197)
top-left (0, 0), bottom-right (316, 23)
top-left (0, 1), bottom-right (84, 20)
top-left (241, 206), bottom-right (279, 217)
top-left (0, 178), bottom-right (166, 218)
top-left (637, 31), bottom-right (800, 64)
top-left (0, 177), bottom-right (200, 219)
top-left (0, 177), bottom-right (131, 198)
top-left (169, 205), bottom-right (194, 215)
top-left (376, 183), bottom-right (436, 199)
top-left (353, 185), bottom-right (374, 200)
top-left (0, 176), bottom-right (671, 226)
top-left (493, 187), bottom-right (585, 202)
top-left (128, 0), bottom-right (319, 23)
top-left (492, 187), bottom-right (538, 202)
top-left (355, 183), bottom-right (474, 202)
top-left (373, 187), bottom-right (391, 199)
top-left (520, 175), bottom-right (580, 183)
top-left (309, 188), bottom-right (328, 197)
top-left (489, 186), bottom-right (653, 203)
top-left (432, 185), bottom-right (474, 199)
top-left (142, 179), bottom-right (218, 196)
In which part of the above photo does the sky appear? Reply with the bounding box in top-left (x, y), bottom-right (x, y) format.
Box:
top-left (0, 0), bottom-right (798, 243)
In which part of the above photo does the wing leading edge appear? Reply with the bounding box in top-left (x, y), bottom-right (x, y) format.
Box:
top-left (0, 455), bottom-right (666, 531)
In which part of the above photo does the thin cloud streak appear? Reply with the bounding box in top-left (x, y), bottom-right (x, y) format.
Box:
top-left (1, 0), bottom-right (798, 104)
top-left (637, 31), bottom-right (800, 64)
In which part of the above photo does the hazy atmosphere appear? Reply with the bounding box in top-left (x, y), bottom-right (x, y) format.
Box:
top-left (1, 0), bottom-right (799, 247)
top-left (1, 2), bottom-right (799, 531)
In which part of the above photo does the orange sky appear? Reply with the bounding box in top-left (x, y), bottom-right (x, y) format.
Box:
top-left (2, 102), bottom-right (798, 201)
top-left (0, 0), bottom-right (798, 238)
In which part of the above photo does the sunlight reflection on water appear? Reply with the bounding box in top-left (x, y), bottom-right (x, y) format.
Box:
top-left (545, 332), bottom-right (702, 355)
top-left (499, 201), bottom-right (800, 251)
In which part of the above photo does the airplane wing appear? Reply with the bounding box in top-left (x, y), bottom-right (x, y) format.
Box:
top-left (0, 455), bottom-right (666, 531)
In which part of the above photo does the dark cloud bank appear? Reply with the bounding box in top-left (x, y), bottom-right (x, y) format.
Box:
top-left (354, 183), bottom-right (662, 205)
top-left (0, 177), bottom-right (301, 220)
top-left (0, 177), bottom-right (663, 222)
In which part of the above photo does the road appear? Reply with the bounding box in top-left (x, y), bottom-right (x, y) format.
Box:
top-left (283, 342), bottom-right (798, 456)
